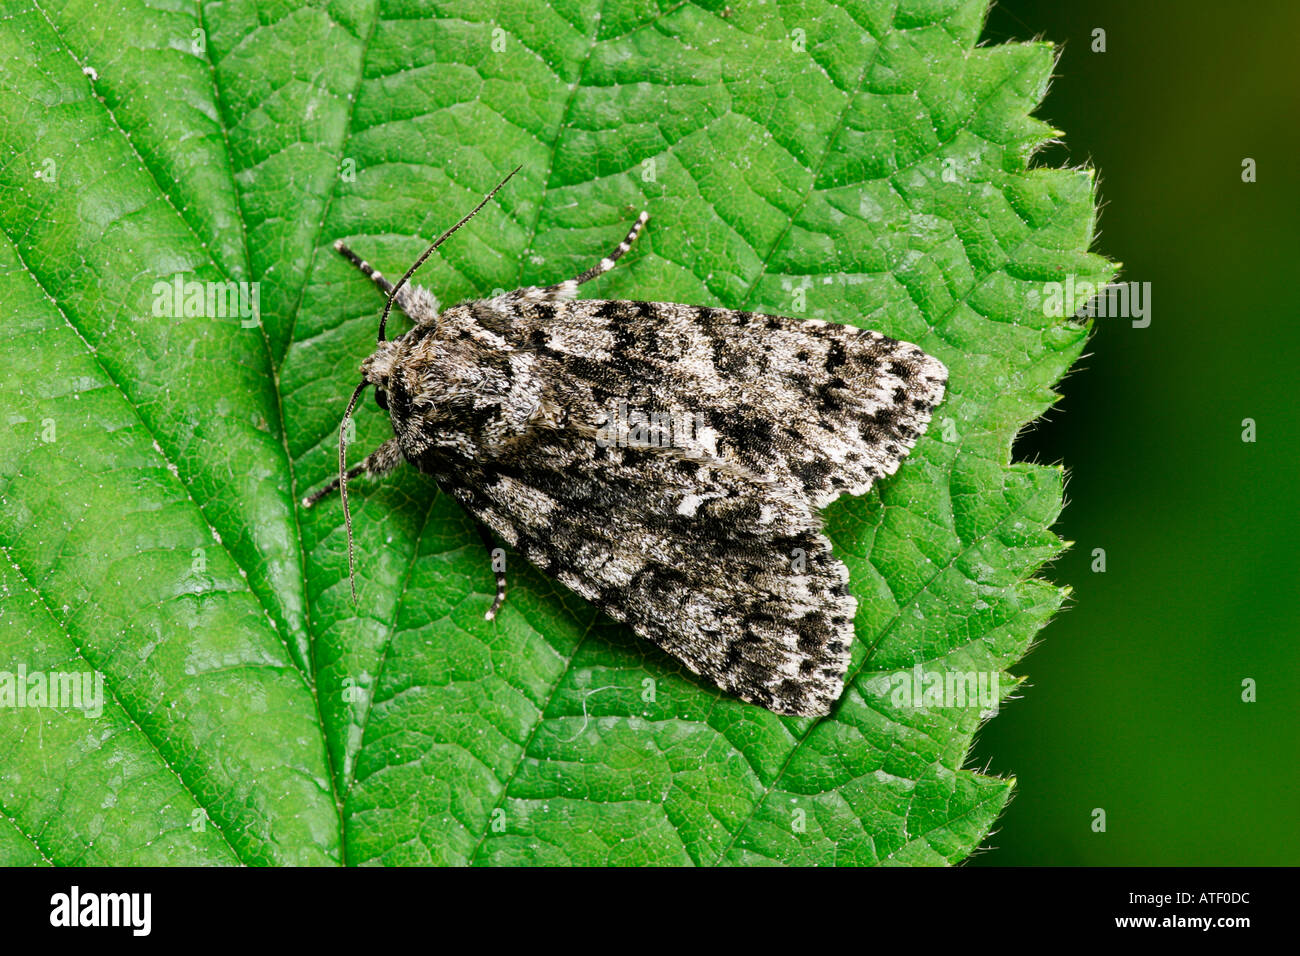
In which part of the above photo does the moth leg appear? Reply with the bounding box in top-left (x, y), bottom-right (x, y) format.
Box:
top-left (529, 211), bottom-right (650, 301)
top-left (333, 240), bottom-right (440, 321)
top-left (301, 437), bottom-right (403, 508)
top-left (333, 239), bottom-right (396, 296)
top-left (477, 525), bottom-right (508, 620)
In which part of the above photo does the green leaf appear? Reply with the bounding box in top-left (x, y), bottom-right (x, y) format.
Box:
top-left (0, 0), bottom-right (1113, 866)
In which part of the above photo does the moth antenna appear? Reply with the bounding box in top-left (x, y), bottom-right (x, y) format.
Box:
top-left (378, 164), bottom-right (524, 342)
top-left (338, 378), bottom-right (370, 602)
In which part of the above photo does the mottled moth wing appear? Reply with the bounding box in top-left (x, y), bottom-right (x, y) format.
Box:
top-left (404, 298), bottom-right (946, 716)
top-left (430, 438), bottom-right (856, 716)
top-left (516, 300), bottom-right (949, 509)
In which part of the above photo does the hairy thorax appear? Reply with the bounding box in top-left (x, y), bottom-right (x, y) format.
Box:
top-left (363, 304), bottom-right (547, 461)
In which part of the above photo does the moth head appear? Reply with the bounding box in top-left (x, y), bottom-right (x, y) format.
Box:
top-left (361, 340), bottom-right (401, 411)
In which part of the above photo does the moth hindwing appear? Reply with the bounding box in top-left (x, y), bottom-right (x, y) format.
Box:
top-left (306, 171), bottom-right (948, 717)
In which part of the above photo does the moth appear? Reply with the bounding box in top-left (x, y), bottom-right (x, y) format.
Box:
top-left (304, 167), bottom-right (947, 717)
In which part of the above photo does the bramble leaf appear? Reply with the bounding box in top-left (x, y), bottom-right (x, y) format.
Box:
top-left (0, 0), bottom-right (1112, 865)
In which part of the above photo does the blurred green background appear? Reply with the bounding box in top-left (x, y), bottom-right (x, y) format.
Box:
top-left (968, 0), bottom-right (1300, 864)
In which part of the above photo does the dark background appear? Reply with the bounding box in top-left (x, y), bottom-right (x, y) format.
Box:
top-left (966, 1), bottom-right (1300, 864)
